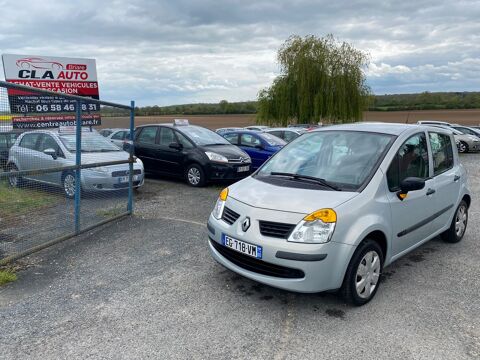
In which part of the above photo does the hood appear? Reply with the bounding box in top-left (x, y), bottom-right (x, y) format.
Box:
top-left (228, 176), bottom-right (358, 214)
top-left (66, 150), bottom-right (130, 165)
top-left (199, 144), bottom-right (249, 160)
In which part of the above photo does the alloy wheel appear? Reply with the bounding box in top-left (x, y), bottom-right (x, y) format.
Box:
top-left (458, 142), bottom-right (467, 153)
top-left (455, 204), bottom-right (467, 238)
top-left (355, 251), bottom-right (381, 299)
top-left (64, 174), bottom-right (76, 198)
top-left (187, 167), bottom-right (201, 185)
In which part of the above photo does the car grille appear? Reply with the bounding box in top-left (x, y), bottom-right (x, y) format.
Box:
top-left (113, 181), bottom-right (141, 189)
top-left (259, 221), bottom-right (296, 239)
top-left (210, 239), bottom-right (304, 279)
top-left (111, 169), bottom-right (142, 177)
top-left (228, 157), bottom-right (250, 164)
top-left (222, 206), bottom-right (240, 225)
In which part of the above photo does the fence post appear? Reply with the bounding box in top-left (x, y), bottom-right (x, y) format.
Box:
top-left (74, 100), bottom-right (82, 233)
top-left (127, 100), bottom-right (135, 214)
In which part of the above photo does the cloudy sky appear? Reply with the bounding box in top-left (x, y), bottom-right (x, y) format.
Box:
top-left (1, 0), bottom-right (479, 106)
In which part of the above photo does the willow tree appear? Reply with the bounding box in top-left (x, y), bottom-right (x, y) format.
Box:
top-left (257, 35), bottom-right (371, 125)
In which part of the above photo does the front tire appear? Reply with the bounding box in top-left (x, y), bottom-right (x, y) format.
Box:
top-left (185, 164), bottom-right (206, 187)
top-left (340, 239), bottom-right (384, 306)
top-left (62, 172), bottom-right (77, 199)
top-left (458, 141), bottom-right (468, 153)
top-left (441, 200), bottom-right (468, 243)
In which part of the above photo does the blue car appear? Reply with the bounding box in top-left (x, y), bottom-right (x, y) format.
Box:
top-left (222, 130), bottom-right (286, 170)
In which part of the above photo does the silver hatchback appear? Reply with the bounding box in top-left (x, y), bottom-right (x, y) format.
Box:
top-left (208, 123), bottom-right (471, 305)
top-left (7, 129), bottom-right (144, 198)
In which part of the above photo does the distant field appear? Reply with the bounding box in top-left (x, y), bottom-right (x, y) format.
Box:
top-left (101, 109), bottom-right (480, 129)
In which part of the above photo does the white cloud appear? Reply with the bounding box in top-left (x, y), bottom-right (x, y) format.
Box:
top-left (0, 0), bottom-right (479, 105)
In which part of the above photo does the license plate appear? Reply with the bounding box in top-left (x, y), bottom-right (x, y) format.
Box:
top-left (237, 166), bottom-right (250, 173)
top-left (119, 175), bottom-right (139, 183)
top-left (222, 234), bottom-right (262, 259)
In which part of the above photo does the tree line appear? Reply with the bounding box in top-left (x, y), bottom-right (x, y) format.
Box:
top-left (99, 91), bottom-right (480, 117)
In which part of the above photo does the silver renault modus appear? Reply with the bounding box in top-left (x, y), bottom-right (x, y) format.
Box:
top-left (207, 123), bottom-right (471, 305)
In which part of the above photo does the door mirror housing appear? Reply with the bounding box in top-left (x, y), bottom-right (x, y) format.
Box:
top-left (254, 144), bottom-right (264, 150)
top-left (43, 148), bottom-right (57, 160)
top-left (169, 142), bottom-right (183, 150)
top-left (398, 177), bottom-right (425, 200)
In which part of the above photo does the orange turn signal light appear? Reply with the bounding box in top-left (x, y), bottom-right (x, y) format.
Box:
top-left (303, 208), bottom-right (337, 223)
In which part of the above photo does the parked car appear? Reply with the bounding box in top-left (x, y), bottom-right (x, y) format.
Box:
top-left (244, 125), bottom-right (270, 132)
top-left (216, 127), bottom-right (243, 136)
top-left (0, 130), bottom-right (22, 170)
top-left (428, 125), bottom-right (480, 153)
top-left (221, 130), bottom-right (286, 170)
top-left (288, 123), bottom-right (321, 131)
top-left (133, 121), bottom-right (251, 187)
top-left (416, 120), bottom-right (451, 127)
top-left (100, 128), bottom-right (132, 148)
top-left (264, 127), bottom-right (306, 142)
top-left (7, 129), bottom-right (144, 198)
top-left (208, 123), bottom-right (470, 305)
top-left (451, 125), bottom-right (480, 137)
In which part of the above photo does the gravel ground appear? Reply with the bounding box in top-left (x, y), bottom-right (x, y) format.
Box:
top-left (0, 154), bottom-right (479, 360)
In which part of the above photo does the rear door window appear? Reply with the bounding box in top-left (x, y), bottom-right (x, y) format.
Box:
top-left (429, 132), bottom-right (454, 175)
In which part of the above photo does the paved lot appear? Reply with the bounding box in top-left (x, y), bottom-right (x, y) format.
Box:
top-left (0, 154), bottom-right (479, 359)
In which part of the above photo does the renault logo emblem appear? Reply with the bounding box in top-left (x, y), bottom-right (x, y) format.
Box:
top-left (242, 217), bottom-right (251, 232)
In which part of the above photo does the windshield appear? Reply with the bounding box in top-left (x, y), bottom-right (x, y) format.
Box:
top-left (261, 133), bottom-right (287, 146)
top-left (256, 131), bottom-right (394, 191)
top-left (179, 126), bottom-right (230, 146)
top-left (59, 134), bottom-right (121, 153)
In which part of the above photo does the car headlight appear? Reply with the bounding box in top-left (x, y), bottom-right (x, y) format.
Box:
top-left (205, 151), bottom-right (228, 163)
top-left (212, 188), bottom-right (228, 219)
top-left (288, 209), bottom-right (336, 244)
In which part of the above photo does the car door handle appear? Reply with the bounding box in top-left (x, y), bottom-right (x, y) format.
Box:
top-left (426, 188), bottom-right (436, 196)
top-left (454, 175), bottom-right (461, 182)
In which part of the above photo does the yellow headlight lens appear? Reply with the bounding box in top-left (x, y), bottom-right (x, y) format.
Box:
top-left (219, 188), bottom-right (229, 201)
top-left (303, 208), bottom-right (337, 223)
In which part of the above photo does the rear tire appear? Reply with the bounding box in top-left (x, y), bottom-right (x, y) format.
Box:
top-left (340, 239), bottom-right (384, 306)
top-left (441, 200), bottom-right (468, 243)
top-left (7, 164), bottom-right (24, 188)
top-left (185, 164), bottom-right (206, 187)
top-left (458, 141), bottom-right (468, 153)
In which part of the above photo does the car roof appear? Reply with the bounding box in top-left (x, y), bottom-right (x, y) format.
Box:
top-left (311, 122), bottom-right (449, 136)
top-left (264, 127), bottom-right (302, 132)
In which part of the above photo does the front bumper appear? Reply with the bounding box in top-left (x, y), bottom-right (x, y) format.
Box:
top-left (206, 162), bottom-right (252, 181)
top-left (207, 197), bottom-right (356, 293)
top-left (81, 164), bottom-right (145, 191)
top-left (467, 142), bottom-right (480, 152)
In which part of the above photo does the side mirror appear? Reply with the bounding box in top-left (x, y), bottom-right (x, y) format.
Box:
top-left (254, 144), bottom-right (264, 150)
top-left (169, 142), bottom-right (183, 150)
top-left (43, 148), bottom-right (57, 160)
top-left (398, 177), bottom-right (425, 200)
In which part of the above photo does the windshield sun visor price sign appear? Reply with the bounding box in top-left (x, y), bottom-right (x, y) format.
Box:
top-left (2, 54), bottom-right (101, 128)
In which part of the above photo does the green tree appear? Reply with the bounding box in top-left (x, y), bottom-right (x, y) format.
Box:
top-left (257, 34), bottom-right (371, 125)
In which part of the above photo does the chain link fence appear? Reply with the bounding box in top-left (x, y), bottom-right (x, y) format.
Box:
top-left (0, 81), bottom-right (139, 264)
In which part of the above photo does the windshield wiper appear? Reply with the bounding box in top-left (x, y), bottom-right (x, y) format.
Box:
top-left (269, 172), bottom-right (341, 191)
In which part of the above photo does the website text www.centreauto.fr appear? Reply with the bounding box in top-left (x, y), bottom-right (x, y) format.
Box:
top-left (13, 118), bottom-right (101, 129)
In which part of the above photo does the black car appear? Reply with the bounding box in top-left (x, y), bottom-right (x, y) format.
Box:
top-left (133, 122), bottom-right (252, 186)
top-left (0, 130), bottom-right (22, 170)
